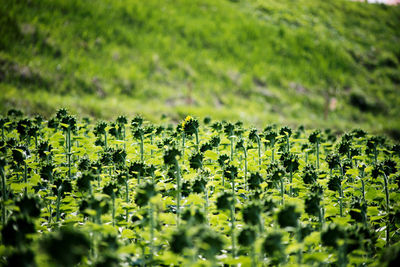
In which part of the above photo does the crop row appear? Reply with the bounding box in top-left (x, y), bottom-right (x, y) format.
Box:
top-left (0, 108), bottom-right (399, 266)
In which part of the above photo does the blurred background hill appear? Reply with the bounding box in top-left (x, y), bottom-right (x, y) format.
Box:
top-left (1, 0), bottom-right (399, 138)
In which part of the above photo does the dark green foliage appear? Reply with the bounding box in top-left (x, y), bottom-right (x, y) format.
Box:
top-left (367, 136), bottom-right (385, 149)
top-left (131, 115), bottom-right (143, 128)
top-left (163, 147), bottom-right (181, 165)
top-left (40, 163), bottom-right (55, 181)
top-left (2, 216), bottom-right (35, 246)
top-left (76, 171), bottom-right (95, 193)
top-left (372, 160), bottom-right (397, 178)
top-left (56, 108), bottom-right (68, 119)
top-left (350, 147), bottom-right (361, 158)
top-left (236, 138), bottom-right (246, 150)
top-left (216, 192), bottom-right (233, 210)
top-left (299, 224), bottom-right (313, 242)
top-left (310, 183), bottom-right (324, 195)
top-left (264, 130), bottom-right (277, 145)
top-left (183, 117), bottom-right (199, 136)
top-left (181, 180), bottom-right (191, 197)
top-left (129, 161), bottom-right (146, 178)
top-left (200, 142), bottom-right (213, 152)
top-left (37, 141), bottom-right (52, 160)
top-left (94, 121), bottom-right (107, 136)
top-left (27, 125), bottom-right (39, 138)
top-left (103, 182), bottom-right (119, 197)
top-left (305, 193), bottom-right (321, 217)
top-left (349, 197), bottom-right (367, 223)
top-left (53, 178), bottom-right (72, 196)
top-left (383, 159), bottom-right (397, 175)
top-left (60, 115), bottom-right (77, 132)
top-left (326, 153), bottom-right (341, 169)
top-left (132, 126), bottom-right (144, 140)
top-left (341, 158), bottom-right (352, 174)
top-left (196, 227), bottom-right (223, 260)
top-left (99, 149), bottom-right (113, 166)
top-left (262, 197), bottom-right (276, 214)
top-left (268, 162), bottom-right (286, 182)
top-left (351, 129), bottom-right (367, 138)
top-left (328, 175), bottom-right (341, 192)
top-left (242, 202), bottom-right (261, 226)
top-left (337, 139), bottom-right (351, 156)
top-left (192, 177), bottom-right (207, 194)
top-left (15, 195), bottom-right (41, 218)
top-left (308, 130), bottom-right (321, 144)
top-left (380, 243), bottom-right (400, 267)
top-left (6, 248), bottom-right (36, 267)
top-left (16, 118), bottom-right (32, 139)
top-left (210, 135), bottom-right (220, 148)
top-left (210, 122), bottom-right (222, 132)
top-left (12, 145), bottom-right (29, 164)
top-left (182, 208), bottom-right (205, 225)
top-left (41, 227), bottom-right (90, 267)
top-left (78, 157), bottom-right (91, 171)
top-left (116, 115), bottom-right (128, 126)
top-left (0, 110), bottom-right (399, 266)
top-left (279, 126), bottom-right (292, 137)
top-left (238, 227), bottom-right (256, 247)
top-left (79, 196), bottom-right (109, 217)
top-left (47, 117), bottom-right (59, 129)
top-left (277, 205), bottom-right (300, 228)
top-left (302, 164), bottom-right (318, 184)
top-left (189, 152), bottom-right (203, 170)
top-left (224, 122), bottom-right (235, 137)
top-left (280, 152), bottom-right (299, 172)
top-left (321, 224), bottom-right (345, 248)
top-left (111, 148), bottom-right (126, 166)
top-left (248, 128), bottom-right (259, 143)
top-left (135, 182), bottom-right (156, 207)
top-left (248, 172), bottom-right (263, 190)
top-left (262, 232), bottom-right (284, 258)
top-left (217, 154), bottom-right (230, 168)
top-left (224, 164), bottom-right (238, 181)
top-left (95, 254), bottom-right (120, 267)
top-left (170, 228), bottom-right (191, 254)
top-left (391, 144), bottom-right (400, 157)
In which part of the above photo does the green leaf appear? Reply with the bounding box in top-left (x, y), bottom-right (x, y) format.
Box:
top-left (10, 182), bottom-right (28, 191)
top-left (304, 232), bottom-right (320, 246)
top-left (118, 243), bottom-right (137, 254)
top-left (121, 229), bottom-right (135, 239)
top-left (204, 150), bottom-right (218, 161)
top-left (331, 216), bottom-right (351, 226)
top-left (304, 251), bottom-right (331, 263)
top-left (367, 206), bottom-right (379, 216)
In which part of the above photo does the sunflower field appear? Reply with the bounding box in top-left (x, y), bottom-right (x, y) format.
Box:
top-left (0, 109), bottom-right (399, 266)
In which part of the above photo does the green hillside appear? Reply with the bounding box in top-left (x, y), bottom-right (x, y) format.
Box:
top-left (1, 0), bottom-right (400, 137)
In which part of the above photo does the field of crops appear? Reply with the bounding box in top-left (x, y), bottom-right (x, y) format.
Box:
top-left (0, 108), bottom-right (399, 266)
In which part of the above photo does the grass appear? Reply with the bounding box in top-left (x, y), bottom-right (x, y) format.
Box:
top-left (0, 0), bottom-right (399, 137)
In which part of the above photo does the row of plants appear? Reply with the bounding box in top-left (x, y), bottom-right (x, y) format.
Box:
top-left (0, 108), bottom-right (399, 266)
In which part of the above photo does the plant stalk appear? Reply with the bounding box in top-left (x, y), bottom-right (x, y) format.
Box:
top-left (56, 189), bottom-right (61, 222)
top-left (1, 165), bottom-right (6, 225)
top-left (140, 135), bottom-right (144, 163)
top-left (175, 160), bottom-right (181, 226)
top-left (316, 139), bottom-right (319, 169)
top-left (383, 173), bottom-right (390, 246)
top-left (244, 148), bottom-right (248, 191)
top-left (257, 137), bottom-right (261, 166)
top-left (230, 175), bottom-right (236, 258)
top-left (195, 128), bottom-right (199, 152)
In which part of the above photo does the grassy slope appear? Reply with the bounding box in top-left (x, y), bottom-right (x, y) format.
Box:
top-left (0, 0), bottom-right (399, 137)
